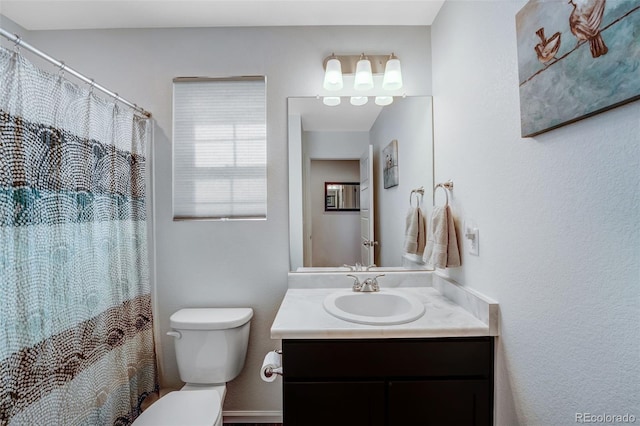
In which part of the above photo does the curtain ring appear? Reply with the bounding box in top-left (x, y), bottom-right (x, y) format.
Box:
top-left (88, 79), bottom-right (95, 93)
top-left (13, 35), bottom-right (22, 53)
top-left (58, 61), bottom-right (66, 78)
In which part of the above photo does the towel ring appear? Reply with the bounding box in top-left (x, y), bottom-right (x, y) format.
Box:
top-left (410, 187), bottom-right (424, 207)
top-left (434, 181), bottom-right (453, 206)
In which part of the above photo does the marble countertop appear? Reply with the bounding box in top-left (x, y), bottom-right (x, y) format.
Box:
top-left (270, 285), bottom-right (495, 340)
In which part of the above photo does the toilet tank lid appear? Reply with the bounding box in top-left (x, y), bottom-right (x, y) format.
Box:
top-left (170, 308), bottom-right (254, 330)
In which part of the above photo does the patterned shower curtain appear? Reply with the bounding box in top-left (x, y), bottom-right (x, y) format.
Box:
top-left (0, 46), bottom-right (157, 425)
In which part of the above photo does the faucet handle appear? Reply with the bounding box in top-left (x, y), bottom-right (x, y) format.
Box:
top-left (346, 274), bottom-right (362, 291)
top-left (371, 274), bottom-right (385, 291)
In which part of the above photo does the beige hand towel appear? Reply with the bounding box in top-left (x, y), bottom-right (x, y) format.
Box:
top-left (403, 207), bottom-right (427, 255)
top-left (422, 205), bottom-right (461, 268)
top-left (417, 208), bottom-right (427, 255)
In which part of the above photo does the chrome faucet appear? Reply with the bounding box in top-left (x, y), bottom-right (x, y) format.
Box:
top-left (347, 274), bottom-right (385, 292)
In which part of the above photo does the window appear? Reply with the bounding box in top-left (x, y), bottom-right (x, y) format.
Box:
top-left (172, 77), bottom-right (267, 220)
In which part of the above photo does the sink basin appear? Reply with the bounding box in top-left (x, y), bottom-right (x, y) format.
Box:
top-left (323, 289), bottom-right (425, 325)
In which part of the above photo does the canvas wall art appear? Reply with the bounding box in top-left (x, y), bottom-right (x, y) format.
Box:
top-left (383, 139), bottom-right (398, 189)
top-left (516, 0), bottom-right (640, 137)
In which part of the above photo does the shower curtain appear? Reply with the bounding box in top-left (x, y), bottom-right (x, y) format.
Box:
top-left (0, 46), bottom-right (157, 425)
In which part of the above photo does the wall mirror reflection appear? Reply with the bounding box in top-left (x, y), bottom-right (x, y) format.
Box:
top-left (325, 182), bottom-right (360, 211)
top-left (288, 96), bottom-right (434, 272)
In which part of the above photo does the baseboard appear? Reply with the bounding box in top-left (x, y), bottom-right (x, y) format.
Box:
top-left (222, 411), bottom-right (283, 423)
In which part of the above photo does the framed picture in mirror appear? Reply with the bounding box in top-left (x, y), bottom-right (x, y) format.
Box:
top-left (383, 139), bottom-right (399, 189)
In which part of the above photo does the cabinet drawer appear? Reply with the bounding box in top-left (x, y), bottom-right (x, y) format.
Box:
top-left (283, 337), bottom-right (493, 380)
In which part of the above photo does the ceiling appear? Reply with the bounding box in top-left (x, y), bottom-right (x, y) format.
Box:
top-left (2, 0), bottom-right (445, 31)
top-left (289, 97), bottom-right (384, 132)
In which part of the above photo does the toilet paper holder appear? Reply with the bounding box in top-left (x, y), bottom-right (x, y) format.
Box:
top-left (263, 349), bottom-right (283, 378)
top-left (264, 366), bottom-right (283, 378)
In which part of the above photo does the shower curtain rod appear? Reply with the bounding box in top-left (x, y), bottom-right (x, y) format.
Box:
top-left (0, 28), bottom-right (151, 118)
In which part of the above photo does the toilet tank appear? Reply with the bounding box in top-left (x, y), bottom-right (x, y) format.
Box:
top-left (169, 308), bottom-right (253, 384)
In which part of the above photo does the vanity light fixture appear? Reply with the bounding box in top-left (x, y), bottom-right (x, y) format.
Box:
top-left (350, 96), bottom-right (368, 106)
top-left (323, 53), bottom-right (343, 91)
top-left (374, 96), bottom-right (393, 106)
top-left (322, 96), bottom-right (341, 106)
top-left (354, 53), bottom-right (374, 91)
top-left (321, 53), bottom-right (403, 106)
top-left (382, 53), bottom-right (403, 90)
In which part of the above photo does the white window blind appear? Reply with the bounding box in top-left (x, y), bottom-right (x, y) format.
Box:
top-left (172, 77), bottom-right (267, 220)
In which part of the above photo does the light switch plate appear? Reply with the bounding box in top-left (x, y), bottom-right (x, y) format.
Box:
top-left (464, 219), bottom-right (479, 256)
top-left (467, 228), bottom-right (479, 256)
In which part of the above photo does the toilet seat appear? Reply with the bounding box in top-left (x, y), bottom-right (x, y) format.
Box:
top-left (133, 390), bottom-right (221, 426)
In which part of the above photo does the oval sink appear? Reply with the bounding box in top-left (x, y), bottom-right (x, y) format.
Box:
top-left (323, 289), bottom-right (425, 325)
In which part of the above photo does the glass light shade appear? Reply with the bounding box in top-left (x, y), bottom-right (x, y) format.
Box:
top-left (382, 57), bottom-right (403, 90)
top-left (354, 58), bottom-right (374, 91)
top-left (350, 96), bottom-right (368, 106)
top-left (323, 96), bottom-right (341, 106)
top-left (374, 96), bottom-right (393, 106)
top-left (323, 58), bottom-right (343, 91)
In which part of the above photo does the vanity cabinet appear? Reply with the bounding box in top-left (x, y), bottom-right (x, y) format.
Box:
top-left (282, 337), bottom-right (494, 426)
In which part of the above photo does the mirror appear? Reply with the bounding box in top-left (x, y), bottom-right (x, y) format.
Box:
top-left (288, 96), bottom-right (433, 272)
top-left (325, 182), bottom-right (360, 211)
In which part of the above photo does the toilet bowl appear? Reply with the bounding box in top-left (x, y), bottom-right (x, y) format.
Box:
top-left (133, 308), bottom-right (253, 426)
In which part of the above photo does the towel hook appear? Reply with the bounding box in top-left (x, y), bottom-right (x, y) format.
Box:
top-left (434, 180), bottom-right (453, 206)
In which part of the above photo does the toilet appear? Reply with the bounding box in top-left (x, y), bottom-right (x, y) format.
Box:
top-left (134, 307), bottom-right (254, 426)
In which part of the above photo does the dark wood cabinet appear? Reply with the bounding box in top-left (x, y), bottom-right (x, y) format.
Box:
top-left (388, 380), bottom-right (491, 425)
top-left (282, 337), bottom-right (494, 426)
top-left (285, 382), bottom-right (385, 426)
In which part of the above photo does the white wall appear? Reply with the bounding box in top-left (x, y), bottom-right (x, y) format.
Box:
top-left (310, 160), bottom-right (361, 266)
top-left (20, 25), bottom-right (431, 414)
top-left (370, 97), bottom-right (433, 266)
top-left (432, 1), bottom-right (640, 424)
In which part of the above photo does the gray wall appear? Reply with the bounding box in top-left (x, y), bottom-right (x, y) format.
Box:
top-left (303, 130), bottom-right (370, 268)
top-left (370, 97), bottom-right (433, 266)
top-left (432, 1), bottom-right (639, 424)
top-left (17, 24), bottom-right (431, 414)
top-left (310, 160), bottom-right (360, 267)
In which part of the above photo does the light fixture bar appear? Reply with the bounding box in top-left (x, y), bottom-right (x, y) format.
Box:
top-left (322, 54), bottom-right (396, 75)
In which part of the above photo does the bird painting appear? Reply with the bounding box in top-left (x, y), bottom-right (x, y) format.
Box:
top-left (534, 27), bottom-right (562, 63)
top-left (569, 0), bottom-right (608, 58)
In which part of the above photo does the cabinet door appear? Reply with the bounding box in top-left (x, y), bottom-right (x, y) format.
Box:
top-left (284, 381), bottom-right (385, 426)
top-left (388, 380), bottom-right (492, 426)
